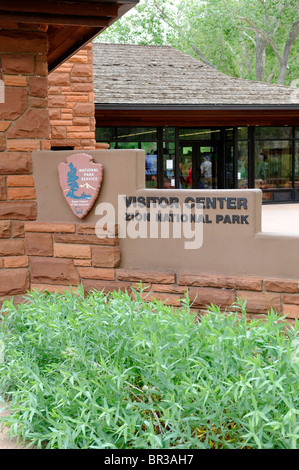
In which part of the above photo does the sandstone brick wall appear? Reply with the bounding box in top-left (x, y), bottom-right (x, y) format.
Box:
top-left (48, 43), bottom-right (96, 150)
top-left (1, 217), bottom-right (298, 324)
top-left (0, 23), bottom-right (50, 303)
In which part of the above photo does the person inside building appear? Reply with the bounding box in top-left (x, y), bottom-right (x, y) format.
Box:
top-left (201, 155), bottom-right (212, 188)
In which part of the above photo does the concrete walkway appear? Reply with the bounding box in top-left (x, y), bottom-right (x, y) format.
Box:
top-left (262, 203), bottom-right (299, 234)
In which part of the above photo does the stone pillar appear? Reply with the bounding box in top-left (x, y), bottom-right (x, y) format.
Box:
top-left (48, 43), bottom-right (96, 150)
top-left (0, 24), bottom-right (50, 300)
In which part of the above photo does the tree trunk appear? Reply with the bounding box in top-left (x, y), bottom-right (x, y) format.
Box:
top-left (255, 33), bottom-right (266, 81)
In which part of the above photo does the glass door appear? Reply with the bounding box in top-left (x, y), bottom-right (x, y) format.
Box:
top-left (179, 141), bottom-right (218, 189)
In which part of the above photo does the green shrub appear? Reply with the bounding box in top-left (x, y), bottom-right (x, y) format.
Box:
top-left (0, 286), bottom-right (298, 449)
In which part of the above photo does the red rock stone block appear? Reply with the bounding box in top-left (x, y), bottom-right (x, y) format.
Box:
top-left (28, 77), bottom-right (48, 98)
top-left (77, 267), bottom-right (115, 281)
top-left (0, 268), bottom-right (29, 296)
top-left (73, 259), bottom-right (92, 267)
top-left (31, 284), bottom-right (79, 293)
top-left (0, 176), bottom-right (6, 200)
top-left (70, 83), bottom-right (94, 93)
top-left (7, 175), bottom-right (34, 187)
top-left (7, 109), bottom-right (49, 139)
top-left (0, 201), bottom-right (36, 220)
top-left (0, 153), bottom-right (32, 174)
top-left (0, 122), bottom-right (10, 132)
top-left (140, 291), bottom-right (182, 306)
top-left (0, 239), bottom-right (24, 256)
top-left (67, 131), bottom-right (95, 139)
top-left (8, 187), bottom-right (36, 200)
top-left (82, 279), bottom-right (130, 294)
top-left (35, 55), bottom-right (48, 76)
top-left (2, 53), bottom-right (35, 75)
top-left (3, 75), bottom-right (27, 87)
top-left (265, 278), bottom-right (299, 293)
top-left (4, 256), bottom-right (29, 268)
top-left (189, 287), bottom-right (235, 309)
top-left (48, 73), bottom-right (70, 86)
top-left (49, 108), bottom-right (61, 120)
top-left (54, 243), bottom-right (91, 259)
top-left (29, 97), bottom-right (48, 108)
top-left (151, 284), bottom-right (187, 294)
top-left (282, 294), bottom-right (299, 305)
top-left (7, 140), bottom-right (41, 152)
top-left (48, 95), bottom-right (66, 108)
top-left (25, 232), bottom-right (53, 256)
top-left (51, 126), bottom-right (67, 139)
top-left (11, 221), bottom-right (24, 238)
top-left (0, 221), bottom-right (10, 238)
top-left (236, 290), bottom-right (282, 314)
top-left (54, 233), bottom-right (118, 246)
top-left (282, 304), bottom-right (299, 319)
top-left (30, 257), bottom-right (79, 285)
top-left (92, 246), bottom-right (120, 268)
top-left (116, 269), bottom-right (175, 284)
top-left (73, 102), bottom-right (94, 117)
top-left (71, 64), bottom-right (93, 77)
top-left (0, 133), bottom-right (5, 151)
top-left (24, 222), bottom-right (75, 233)
top-left (177, 272), bottom-right (263, 291)
top-left (0, 87), bottom-right (27, 120)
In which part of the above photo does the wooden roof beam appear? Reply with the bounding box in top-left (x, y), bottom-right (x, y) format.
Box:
top-left (0, 11), bottom-right (111, 27)
top-left (0, 1), bottom-right (119, 17)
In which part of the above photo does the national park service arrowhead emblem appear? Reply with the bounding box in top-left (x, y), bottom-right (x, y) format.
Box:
top-left (58, 153), bottom-right (103, 219)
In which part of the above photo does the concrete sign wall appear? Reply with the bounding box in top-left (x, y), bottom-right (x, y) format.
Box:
top-left (32, 149), bottom-right (299, 279)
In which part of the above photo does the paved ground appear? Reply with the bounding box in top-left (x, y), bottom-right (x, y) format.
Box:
top-left (262, 203), bottom-right (299, 234)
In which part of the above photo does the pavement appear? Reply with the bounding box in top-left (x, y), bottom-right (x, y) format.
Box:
top-left (262, 203), bottom-right (299, 234)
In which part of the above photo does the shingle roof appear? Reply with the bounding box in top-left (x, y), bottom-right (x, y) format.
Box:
top-left (93, 43), bottom-right (299, 106)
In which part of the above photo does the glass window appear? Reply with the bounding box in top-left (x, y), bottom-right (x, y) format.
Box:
top-left (295, 141), bottom-right (299, 195)
top-left (237, 127), bottom-right (248, 140)
top-left (95, 127), bottom-right (116, 144)
top-left (254, 140), bottom-right (292, 190)
top-left (255, 127), bottom-right (292, 140)
top-left (117, 142), bottom-right (139, 149)
top-left (144, 143), bottom-right (158, 189)
top-left (225, 142), bottom-right (234, 189)
top-left (179, 128), bottom-right (212, 140)
top-left (237, 141), bottom-right (248, 188)
top-left (163, 127), bottom-right (175, 141)
top-left (163, 142), bottom-right (175, 189)
top-left (117, 127), bottom-right (157, 142)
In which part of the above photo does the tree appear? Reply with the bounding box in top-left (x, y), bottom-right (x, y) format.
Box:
top-left (67, 162), bottom-right (79, 198)
top-left (96, 0), bottom-right (299, 85)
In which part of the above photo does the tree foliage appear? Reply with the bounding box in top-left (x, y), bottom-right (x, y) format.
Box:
top-left (96, 0), bottom-right (299, 85)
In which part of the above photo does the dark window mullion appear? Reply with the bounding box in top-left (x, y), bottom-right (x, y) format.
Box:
top-left (157, 127), bottom-right (164, 189)
top-left (292, 126), bottom-right (295, 201)
top-left (175, 127), bottom-right (180, 189)
top-left (248, 127), bottom-right (255, 188)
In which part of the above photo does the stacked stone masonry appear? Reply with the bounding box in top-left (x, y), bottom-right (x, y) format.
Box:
top-left (48, 43), bottom-right (96, 150)
top-left (0, 219), bottom-right (298, 324)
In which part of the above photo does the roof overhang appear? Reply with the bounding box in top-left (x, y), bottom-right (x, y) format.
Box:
top-left (95, 103), bottom-right (299, 127)
top-left (0, 0), bottom-right (138, 72)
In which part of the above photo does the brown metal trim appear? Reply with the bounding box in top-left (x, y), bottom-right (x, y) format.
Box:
top-left (95, 108), bottom-right (299, 127)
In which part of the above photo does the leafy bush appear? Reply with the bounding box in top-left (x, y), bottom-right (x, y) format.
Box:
top-left (0, 286), bottom-right (298, 449)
